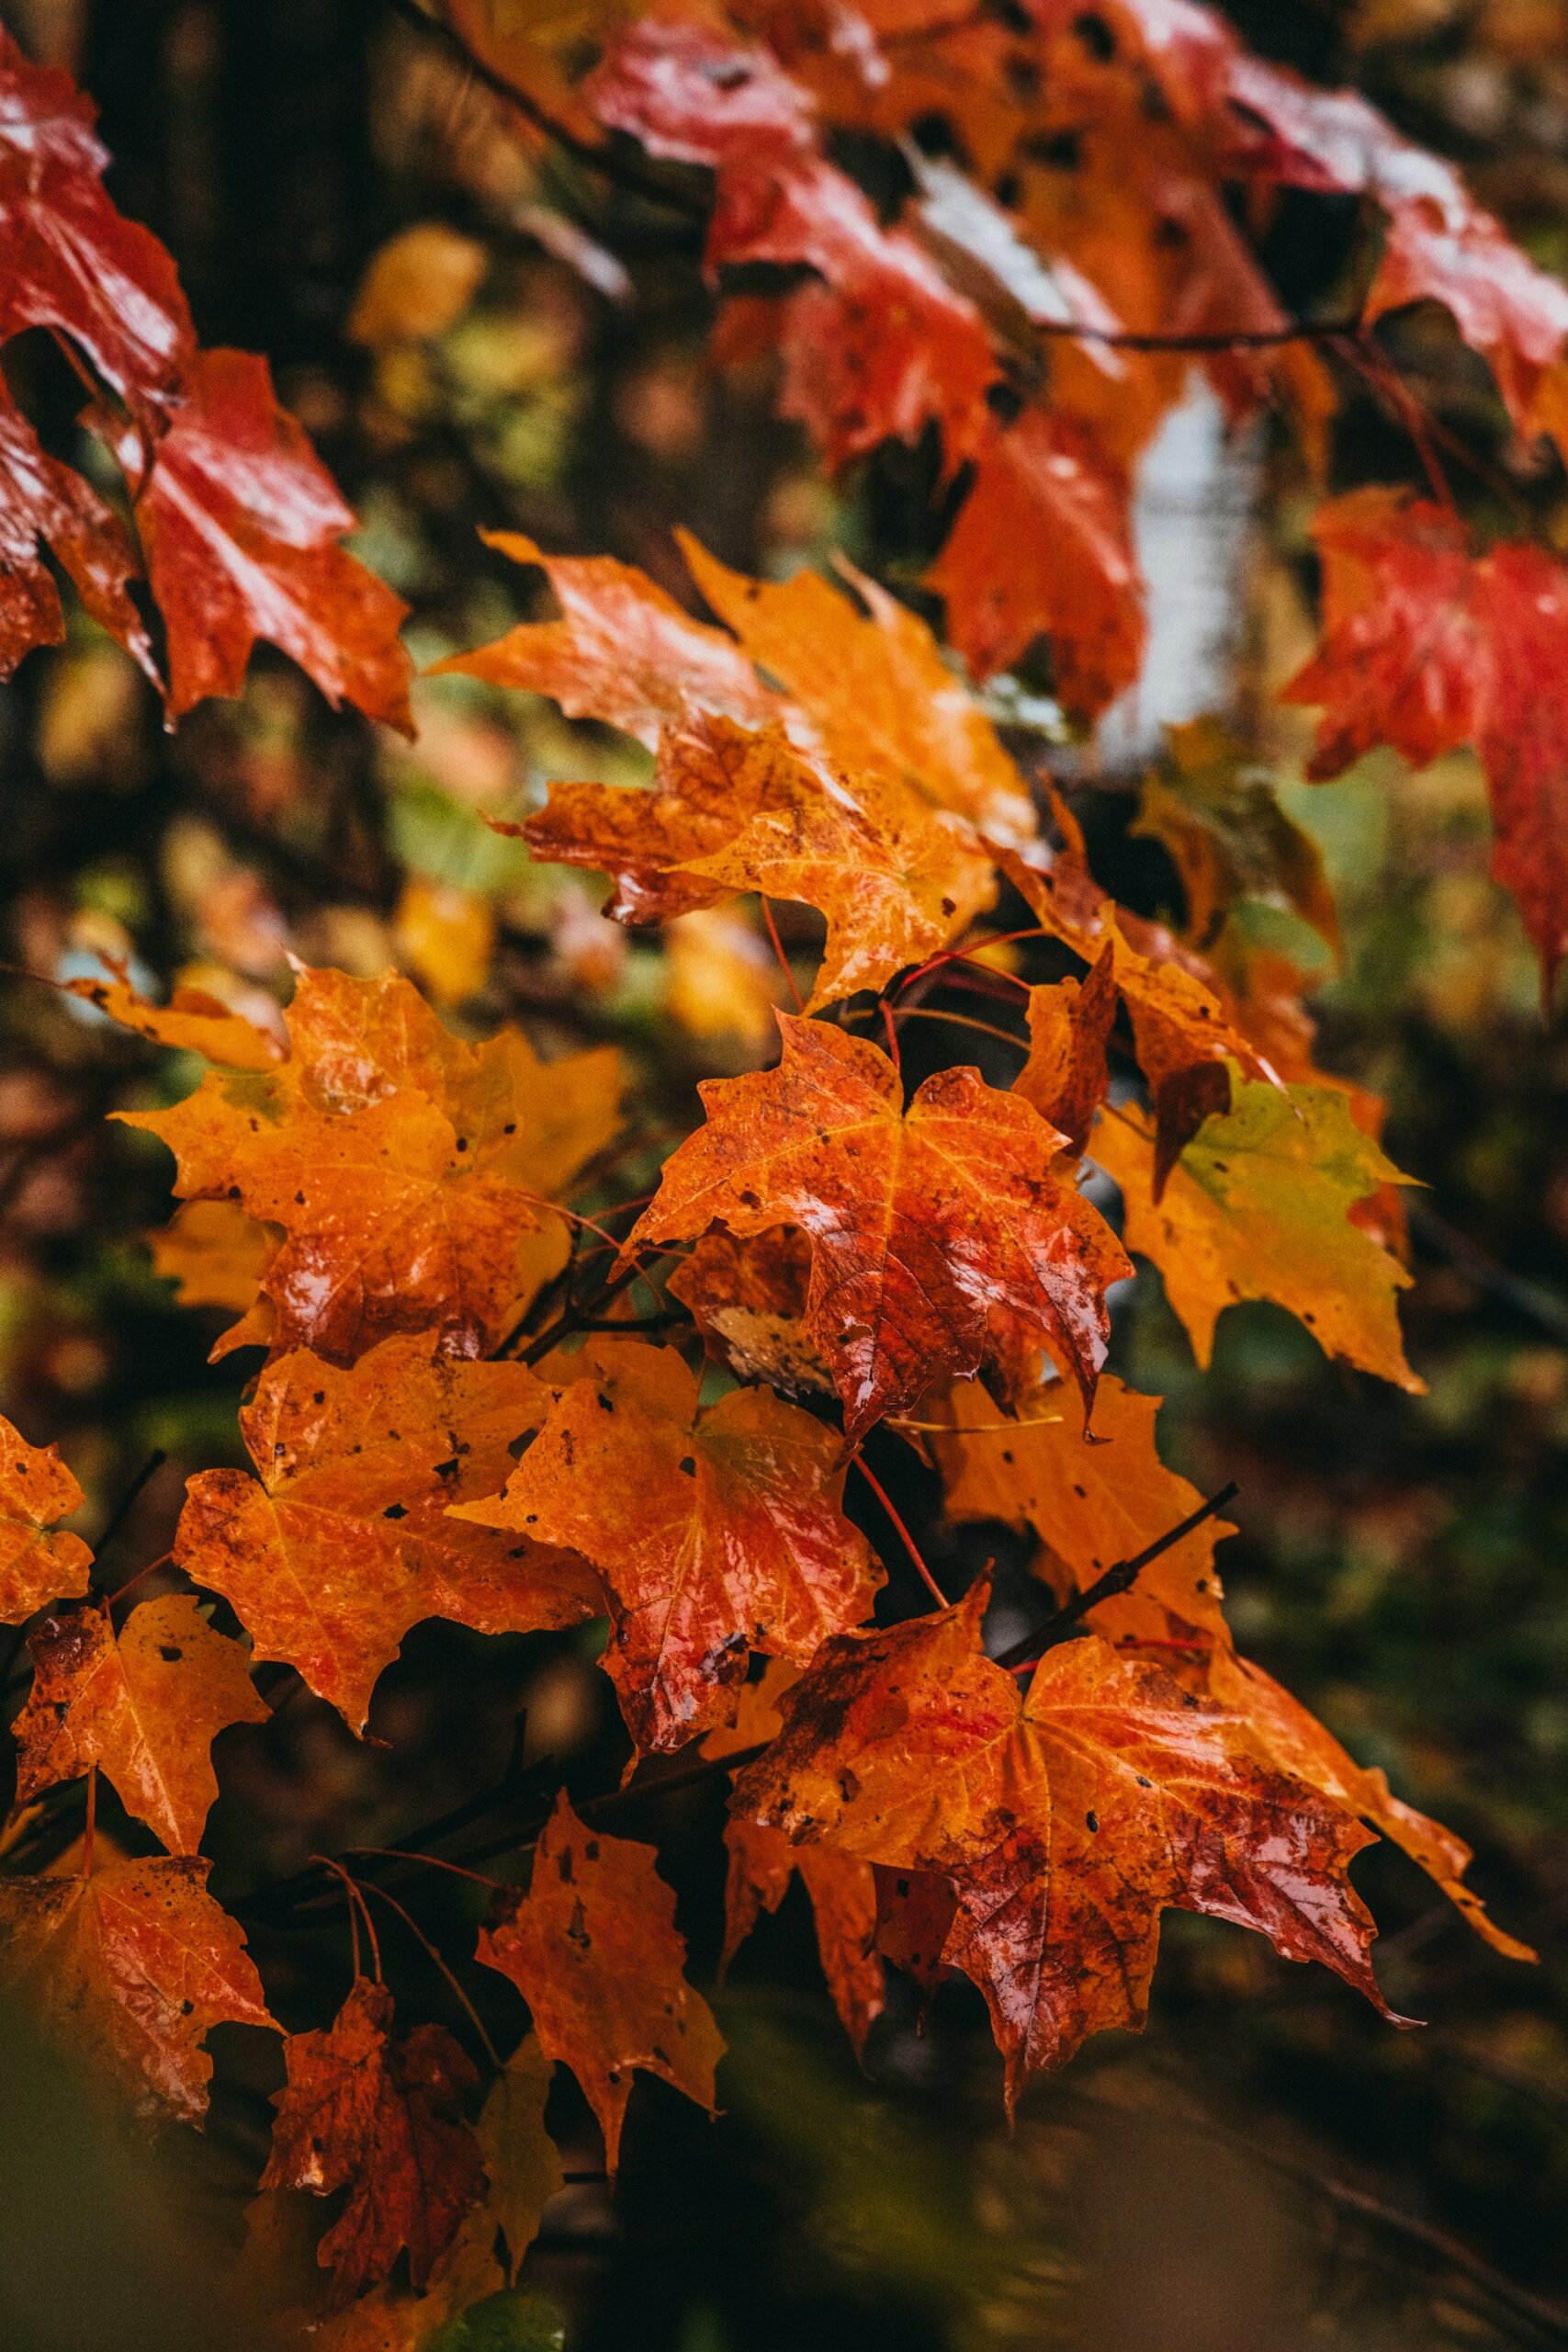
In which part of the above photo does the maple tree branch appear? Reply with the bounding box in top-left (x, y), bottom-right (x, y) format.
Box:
top-left (379, 0), bottom-right (706, 215)
top-left (995, 1481), bottom-right (1239, 1669)
top-left (1030, 315), bottom-right (1362, 353)
top-left (90, 1449), bottom-right (167, 1571)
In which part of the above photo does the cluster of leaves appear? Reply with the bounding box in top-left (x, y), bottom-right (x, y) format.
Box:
top-left (1, 5), bottom-right (1562, 2345)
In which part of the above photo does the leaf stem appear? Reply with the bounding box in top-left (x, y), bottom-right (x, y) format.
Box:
top-left (355, 1878), bottom-right (502, 2067)
top-left (761, 898), bottom-right (805, 1013)
top-left (895, 1004), bottom-right (1029, 1053)
top-left (852, 1455), bottom-right (947, 1606)
top-left (345, 1846), bottom-right (500, 1891)
top-left (312, 1854), bottom-right (378, 1980)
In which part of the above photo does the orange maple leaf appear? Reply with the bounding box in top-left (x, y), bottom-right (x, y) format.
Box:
top-left (477, 1791), bottom-right (725, 2175)
top-left (122, 965), bottom-right (622, 1364)
top-left (736, 1579), bottom-right (1400, 2107)
top-left (705, 1664), bottom-right (885, 2057)
top-left (455, 1337), bottom-right (882, 1752)
top-left (0, 1855), bottom-right (274, 2122)
top-left (175, 1336), bottom-right (602, 1732)
top-left (931, 1370), bottom-right (1235, 1653)
top-left (627, 1012), bottom-right (1130, 1443)
top-left (0, 1410), bottom-right (93, 1624)
top-left (15, 1595), bottom-right (267, 1854)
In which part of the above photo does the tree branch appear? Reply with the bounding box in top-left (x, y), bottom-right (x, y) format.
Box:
top-left (380, 0), bottom-right (707, 215)
top-left (1030, 317), bottom-right (1361, 352)
top-left (995, 1481), bottom-right (1239, 1669)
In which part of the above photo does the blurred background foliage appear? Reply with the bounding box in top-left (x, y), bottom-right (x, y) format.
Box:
top-left (1, 1), bottom-right (1567, 2348)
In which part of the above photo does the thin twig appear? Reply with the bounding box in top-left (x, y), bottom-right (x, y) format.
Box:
top-left (761, 898), bottom-right (805, 1014)
top-left (996, 1482), bottom-right (1238, 1668)
top-left (312, 1854), bottom-right (379, 1979)
top-left (104, 1551), bottom-right (174, 1611)
top-left (852, 1455), bottom-right (947, 1606)
top-left (91, 1448), bottom-right (167, 1565)
top-left (355, 1877), bottom-right (502, 2067)
top-left (893, 1003), bottom-right (1030, 1053)
top-left (345, 1846), bottom-right (500, 1891)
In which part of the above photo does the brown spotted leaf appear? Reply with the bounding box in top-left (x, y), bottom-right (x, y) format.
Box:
top-left (476, 1792), bottom-right (724, 2174)
top-left (735, 1581), bottom-right (1398, 2107)
top-left (15, 1594), bottom-right (267, 1854)
top-left (261, 1977), bottom-right (486, 2305)
top-left (175, 1336), bottom-right (601, 1732)
top-left (0, 1855), bottom-right (274, 2122)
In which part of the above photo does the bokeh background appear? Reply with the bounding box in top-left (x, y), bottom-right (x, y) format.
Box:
top-left (1, 2), bottom-right (1566, 2347)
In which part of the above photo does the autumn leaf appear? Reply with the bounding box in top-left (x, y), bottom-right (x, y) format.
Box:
top-left (1092, 1083), bottom-right (1422, 1392)
top-left (872, 1865), bottom-right (957, 2002)
top-left (706, 147), bottom-right (998, 468)
top-left (0, 28), bottom-right (193, 419)
top-left (705, 1667), bottom-right (885, 2056)
top-left (0, 1855), bottom-right (274, 2121)
top-left (1133, 718), bottom-right (1339, 952)
top-left (120, 964), bottom-right (622, 1364)
top-left (0, 382), bottom-right (155, 684)
top-left (1197, 1646), bottom-right (1534, 1966)
top-left (62, 960), bottom-right (283, 1070)
top-left (262, 1976), bottom-right (486, 2306)
top-left (627, 1012), bottom-right (1130, 1444)
top-left (175, 1336), bottom-right (602, 1732)
top-left (454, 1337), bottom-right (882, 1752)
top-left (1013, 946), bottom-right (1117, 1159)
top-left (474, 2035), bottom-right (564, 2283)
top-left (667, 1225), bottom-right (831, 1399)
top-left (15, 1594), bottom-right (267, 1854)
top-left (148, 1199), bottom-right (273, 1314)
top-left (1, 1410), bottom-right (94, 1623)
top-left (520, 707), bottom-right (799, 930)
top-left (1281, 487), bottom-right (1568, 994)
top-left (679, 536), bottom-right (1036, 846)
top-left (1228, 55), bottom-right (1568, 442)
top-left (518, 633), bottom-right (1004, 1006)
top-left (476, 1791), bottom-right (725, 2174)
top-left (923, 410), bottom-right (1144, 709)
top-left (99, 348), bottom-right (414, 730)
top-left (584, 17), bottom-right (815, 173)
top-left (930, 1371), bottom-right (1235, 1651)
top-left (433, 528), bottom-right (776, 746)
top-left (592, 23), bottom-right (998, 468)
top-left (678, 727), bottom-right (994, 1012)
top-left (664, 908), bottom-right (781, 1054)
top-left (1000, 812), bottom-right (1275, 1188)
top-left (735, 1580), bottom-right (1397, 2105)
